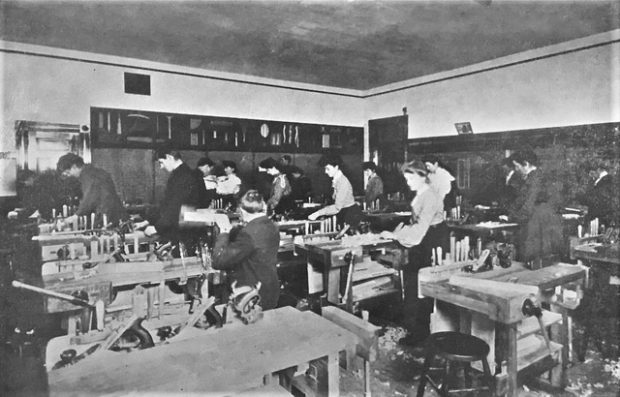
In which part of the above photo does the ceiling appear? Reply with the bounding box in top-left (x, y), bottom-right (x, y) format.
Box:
top-left (1, 1), bottom-right (618, 90)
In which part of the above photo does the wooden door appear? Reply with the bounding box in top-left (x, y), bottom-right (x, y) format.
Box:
top-left (368, 115), bottom-right (408, 193)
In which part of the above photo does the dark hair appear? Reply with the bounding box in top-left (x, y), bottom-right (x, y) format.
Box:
top-left (197, 157), bottom-right (214, 168)
top-left (421, 154), bottom-right (439, 164)
top-left (318, 154), bottom-right (342, 168)
top-left (259, 157), bottom-right (277, 169)
top-left (289, 165), bottom-right (303, 175)
top-left (362, 161), bottom-right (377, 172)
top-left (57, 153), bottom-right (84, 172)
top-left (511, 150), bottom-right (538, 167)
top-left (400, 160), bottom-right (429, 178)
top-left (591, 161), bottom-right (608, 171)
top-left (240, 190), bottom-right (266, 213)
top-left (155, 147), bottom-right (182, 160)
top-left (222, 160), bottom-right (237, 172)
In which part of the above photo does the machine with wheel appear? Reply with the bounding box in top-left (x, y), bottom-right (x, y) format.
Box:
top-left (13, 271), bottom-right (265, 372)
top-left (14, 215), bottom-right (231, 369)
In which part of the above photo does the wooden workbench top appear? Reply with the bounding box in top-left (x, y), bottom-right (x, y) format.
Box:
top-left (363, 211), bottom-right (411, 218)
top-left (447, 222), bottom-right (519, 233)
top-left (49, 306), bottom-right (358, 396)
top-left (456, 262), bottom-right (586, 290)
top-left (34, 231), bottom-right (153, 243)
top-left (420, 263), bottom-right (585, 323)
top-left (42, 257), bottom-right (205, 289)
top-left (572, 242), bottom-right (620, 265)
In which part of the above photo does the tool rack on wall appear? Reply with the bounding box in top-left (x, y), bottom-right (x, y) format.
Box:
top-left (90, 107), bottom-right (363, 154)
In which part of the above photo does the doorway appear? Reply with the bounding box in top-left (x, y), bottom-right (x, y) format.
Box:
top-left (368, 115), bottom-right (408, 194)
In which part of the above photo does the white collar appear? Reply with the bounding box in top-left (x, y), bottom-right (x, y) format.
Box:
top-left (332, 170), bottom-right (344, 182)
top-left (415, 184), bottom-right (430, 196)
top-left (595, 171), bottom-right (608, 185)
top-left (171, 160), bottom-right (183, 171)
top-left (506, 170), bottom-right (515, 184)
top-left (524, 166), bottom-right (536, 178)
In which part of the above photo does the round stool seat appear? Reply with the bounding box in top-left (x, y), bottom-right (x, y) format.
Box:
top-left (417, 332), bottom-right (495, 397)
top-left (428, 331), bottom-right (490, 362)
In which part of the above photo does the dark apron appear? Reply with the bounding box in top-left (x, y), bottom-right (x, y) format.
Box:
top-left (336, 203), bottom-right (363, 231)
top-left (402, 221), bottom-right (448, 335)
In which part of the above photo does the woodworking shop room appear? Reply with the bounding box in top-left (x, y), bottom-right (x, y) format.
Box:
top-left (1, 1), bottom-right (620, 396)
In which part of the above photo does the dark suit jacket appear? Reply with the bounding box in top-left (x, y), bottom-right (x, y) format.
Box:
top-left (365, 174), bottom-right (384, 206)
top-left (509, 168), bottom-right (545, 223)
top-left (156, 163), bottom-right (207, 239)
top-left (193, 168), bottom-right (216, 208)
top-left (290, 175), bottom-right (312, 201)
top-left (212, 215), bottom-right (280, 310)
top-left (584, 174), bottom-right (615, 223)
top-left (77, 165), bottom-right (127, 225)
top-left (498, 171), bottom-right (523, 209)
top-left (509, 168), bottom-right (562, 261)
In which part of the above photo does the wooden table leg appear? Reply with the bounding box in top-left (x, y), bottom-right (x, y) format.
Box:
top-left (146, 286), bottom-right (155, 319)
top-left (550, 306), bottom-right (569, 388)
top-left (327, 268), bottom-right (341, 304)
top-left (327, 353), bottom-right (340, 397)
top-left (157, 281), bottom-right (165, 319)
top-left (507, 323), bottom-right (518, 397)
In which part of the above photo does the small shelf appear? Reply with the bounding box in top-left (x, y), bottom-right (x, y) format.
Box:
top-left (352, 286), bottom-right (400, 302)
top-left (495, 334), bottom-right (562, 375)
top-left (352, 261), bottom-right (398, 283)
top-left (351, 275), bottom-right (400, 302)
top-left (517, 310), bottom-right (563, 339)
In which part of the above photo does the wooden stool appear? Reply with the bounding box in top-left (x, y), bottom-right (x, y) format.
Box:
top-left (417, 331), bottom-right (494, 397)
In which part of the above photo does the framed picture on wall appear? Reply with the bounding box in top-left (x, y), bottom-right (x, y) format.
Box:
top-left (455, 122), bottom-right (473, 135)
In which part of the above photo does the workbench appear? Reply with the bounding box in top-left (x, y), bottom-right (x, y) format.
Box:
top-left (48, 306), bottom-right (359, 397)
top-left (447, 221), bottom-right (519, 240)
top-left (419, 262), bottom-right (586, 397)
top-left (296, 234), bottom-right (401, 307)
top-left (40, 257), bottom-right (205, 313)
top-left (571, 238), bottom-right (620, 265)
top-left (34, 230), bottom-right (156, 264)
top-left (570, 236), bottom-right (619, 359)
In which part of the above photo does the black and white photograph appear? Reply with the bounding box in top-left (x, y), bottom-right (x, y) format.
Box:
top-left (1, 1), bottom-right (619, 396)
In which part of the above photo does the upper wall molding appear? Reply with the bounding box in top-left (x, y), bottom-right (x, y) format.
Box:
top-left (2, 29), bottom-right (619, 100)
top-left (0, 40), bottom-right (365, 99)
top-left (365, 29), bottom-right (620, 98)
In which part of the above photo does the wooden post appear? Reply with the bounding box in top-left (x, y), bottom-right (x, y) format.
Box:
top-left (327, 268), bottom-right (341, 304)
top-left (549, 305), bottom-right (569, 388)
top-left (157, 281), bottom-right (166, 319)
top-left (507, 323), bottom-right (518, 397)
top-left (146, 287), bottom-right (155, 319)
top-left (327, 353), bottom-right (339, 397)
top-left (364, 360), bottom-right (371, 397)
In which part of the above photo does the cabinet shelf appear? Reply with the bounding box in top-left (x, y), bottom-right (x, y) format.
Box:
top-left (91, 107), bottom-right (363, 154)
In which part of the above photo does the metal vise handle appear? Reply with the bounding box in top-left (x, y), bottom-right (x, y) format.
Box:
top-left (11, 280), bottom-right (93, 308)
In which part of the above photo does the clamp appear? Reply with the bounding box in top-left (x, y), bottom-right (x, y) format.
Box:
top-left (229, 281), bottom-right (263, 324)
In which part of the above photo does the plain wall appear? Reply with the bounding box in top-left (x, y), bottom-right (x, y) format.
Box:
top-left (364, 31), bottom-right (620, 139)
top-left (0, 41), bottom-right (364, 196)
top-left (2, 31), bottom-right (619, 198)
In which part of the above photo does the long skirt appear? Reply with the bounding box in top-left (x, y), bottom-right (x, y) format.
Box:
top-left (402, 222), bottom-right (448, 337)
top-left (336, 204), bottom-right (363, 232)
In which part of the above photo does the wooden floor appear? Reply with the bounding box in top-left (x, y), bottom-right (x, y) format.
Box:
top-left (1, 318), bottom-right (619, 396)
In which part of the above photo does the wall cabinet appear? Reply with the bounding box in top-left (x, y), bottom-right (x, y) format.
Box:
top-left (90, 107), bottom-right (363, 154)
